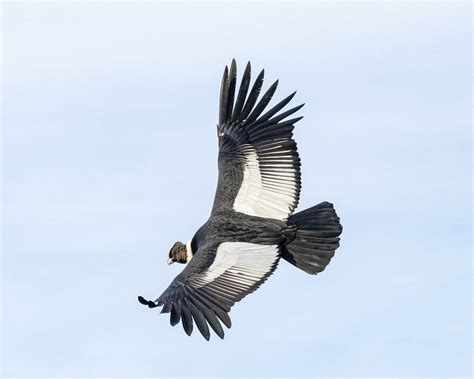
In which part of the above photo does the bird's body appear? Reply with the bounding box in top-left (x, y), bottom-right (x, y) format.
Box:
top-left (139, 60), bottom-right (343, 340)
top-left (194, 211), bottom-right (285, 249)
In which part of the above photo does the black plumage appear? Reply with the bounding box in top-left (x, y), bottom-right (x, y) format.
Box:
top-left (139, 60), bottom-right (343, 340)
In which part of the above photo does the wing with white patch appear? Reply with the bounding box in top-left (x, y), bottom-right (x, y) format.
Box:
top-left (211, 60), bottom-right (303, 220)
top-left (138, 242), bottom-right (280, 340)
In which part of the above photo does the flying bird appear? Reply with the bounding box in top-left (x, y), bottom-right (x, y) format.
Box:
top-left (138, 60), bottom-right (342, 340)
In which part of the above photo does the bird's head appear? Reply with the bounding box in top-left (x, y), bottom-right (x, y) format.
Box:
top-left (167, 241), bottom-right (189, 265)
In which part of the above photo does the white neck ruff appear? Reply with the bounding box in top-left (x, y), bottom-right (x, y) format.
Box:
top-left (185, 240), bottom-right (193, 262)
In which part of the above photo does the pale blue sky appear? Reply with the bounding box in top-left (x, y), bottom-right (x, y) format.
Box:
top-left (2, 2), bottom-right (472, 377)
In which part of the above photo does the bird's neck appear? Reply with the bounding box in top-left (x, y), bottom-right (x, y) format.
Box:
top-left (185, 239), bottom-right (194, 262)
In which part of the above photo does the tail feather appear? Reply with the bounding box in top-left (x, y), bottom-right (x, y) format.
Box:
top-left (282, 201), bottom-right (342, 274)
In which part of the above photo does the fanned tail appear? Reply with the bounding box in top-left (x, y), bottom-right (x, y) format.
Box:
top-left (283, 202), bottom-right (342, 274)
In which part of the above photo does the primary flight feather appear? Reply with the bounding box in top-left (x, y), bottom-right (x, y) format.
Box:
top-left (138, 60), bottom-right (343, 340)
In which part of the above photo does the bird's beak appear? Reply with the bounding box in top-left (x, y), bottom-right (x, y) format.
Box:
top-left (167, 258), bottom-right (174, 265)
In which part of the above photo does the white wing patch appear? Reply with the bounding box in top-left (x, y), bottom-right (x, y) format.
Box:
top-left (192, 242), bottom-right (280, 289)
top-left (233, 144), bottom-right (298, 219)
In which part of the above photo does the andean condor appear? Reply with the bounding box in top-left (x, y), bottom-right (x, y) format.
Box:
top-left (138, 60), bottom-right (343, 340)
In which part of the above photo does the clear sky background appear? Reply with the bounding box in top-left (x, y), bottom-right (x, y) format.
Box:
top-left (2, 1), bottom-right (472, 377)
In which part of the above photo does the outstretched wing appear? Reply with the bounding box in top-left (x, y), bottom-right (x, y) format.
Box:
top-left (212, 60), bottom-right (304, 220)
top-left (138, 241), bottom-right (280, 340)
